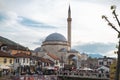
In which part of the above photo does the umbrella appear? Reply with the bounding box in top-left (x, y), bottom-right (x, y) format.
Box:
top-left (0, 65), bottom-right (10, 69)
top-left (82, 67), bottom-right (93, 71)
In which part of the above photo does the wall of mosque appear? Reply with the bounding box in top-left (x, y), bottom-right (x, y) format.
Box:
top-left (41, 44), bottom-right (68, 55)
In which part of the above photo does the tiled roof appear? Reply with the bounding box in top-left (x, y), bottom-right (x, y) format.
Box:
top-left (38, 57), bottom-right (54, 64)
top-left (47, 53), bottom-right (60, 60)
top-left (8, 45), bottom-right (29, 51)
top-left (39, 57), bottom-right (48, 62)
top-left (46, 59), bottom-right (54, 64)
top-left (28, 56), bottom-right (54, 64)
top-left (14, 53), bottom-right (31, 58)
top-left (0, 51), bottom-right (14, 58)
top-left (30, 56), bottom-right (40, 60)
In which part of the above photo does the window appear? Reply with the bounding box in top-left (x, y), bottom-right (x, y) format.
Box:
top-left (56, 61), bottom-right (58, 65)
top-left (10, 59), bottom-right (12, 63)
top-left (114, 67), bottom-right (116, 69)
top-left (16, 59), bottom-right (17, 63)
top-left (108, 61), bottom-right (111, 65)
top-left (99, 61), bottom-right (103, 65)
top-left (15, 59), bottom-right (18, 63)
top-left (4, 58), bottom-right (7, 63)
top-left (16, 58), bottom-right (19, 63)
top-left (18, 59), bottom-right (19, 63)
top-left (23, 58), bottom-right (25, 63)
top-left (27, 58), bottom-right (29, 63)
top-left (33, 61), bottom-right (35, 64)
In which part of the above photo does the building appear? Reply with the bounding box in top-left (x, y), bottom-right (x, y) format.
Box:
top-left (13, 53), bottom-right (31, 74)
top-left (0, 37), bottom-right (31, 56)
top-left (109, 60), bottom-right (118, 80)
top-left (98, 56), bottom-right (116, 67)
top-left (35, 5), bottom-right (82, 69)
top-left (0, 51), bottom-right (14, 73)
top-left (0, 37), bottom-right (33, 75)
top-left (81, 56), bottom-right (98, 69)
top-left (0, 44), bottom-right (31, 56)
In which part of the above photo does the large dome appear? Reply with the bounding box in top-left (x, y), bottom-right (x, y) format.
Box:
top-left (44, 33), bottom-right (67, 42)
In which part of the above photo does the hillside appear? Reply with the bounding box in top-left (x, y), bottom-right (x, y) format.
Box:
top-left (0, 36), bottom-right (27, 50)
top-left (88, 53), bottom-right (103, 58)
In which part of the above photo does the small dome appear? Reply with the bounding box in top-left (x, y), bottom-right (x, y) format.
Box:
top-left (34, 47), bottom-right (40, 52)
top-left (44, 33), bottom-right (67, 42)
top-left (34, 47), bottom-right (47, 52)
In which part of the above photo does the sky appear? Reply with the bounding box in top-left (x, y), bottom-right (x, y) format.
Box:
top-left (0, 0), bottom-right (120, 57)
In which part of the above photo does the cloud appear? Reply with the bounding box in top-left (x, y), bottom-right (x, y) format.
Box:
top-left (0, 11), bottom-right (49, 49)
top-left (0, 10), bottom-right (61, 50)
top-left (73, 0), bottom-right (119, 5)
top-left (0, 0), bottom-right (120, 53)
top-left (73, 42), bottom-right (116, 55)
top-left (0, 12), bottom-right (7, 21)
top-left (32, 37), bottom-right (45, 46)
top-left (17, 16), bottom-right (57, 29)
top-left (104, 50), bottom-right (117, 58)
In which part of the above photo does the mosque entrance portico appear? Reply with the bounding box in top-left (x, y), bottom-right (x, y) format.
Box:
top-left (66, 52), bottom-right (81, 69)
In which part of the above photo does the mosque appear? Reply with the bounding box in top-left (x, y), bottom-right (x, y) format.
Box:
top-left (35, 5), bottom-right (83, 69)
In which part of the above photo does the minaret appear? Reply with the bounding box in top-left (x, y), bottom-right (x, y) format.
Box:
top-left (67, 5), bottom-right (72, 48)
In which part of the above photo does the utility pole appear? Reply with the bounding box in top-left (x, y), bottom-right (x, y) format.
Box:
top-left (102, 5), bottom-right (120, 80)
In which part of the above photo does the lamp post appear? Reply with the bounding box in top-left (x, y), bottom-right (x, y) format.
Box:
top-left (102, 5), bottom-right (120, 80)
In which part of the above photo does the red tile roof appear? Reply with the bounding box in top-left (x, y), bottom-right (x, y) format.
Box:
top-left (0, 51), bottom-right (14, 58)
top-left (14, 53), bottom-right (31, 58)
top-left (46, 59), bottom-right (54, 64)
top-left (38, 57), bottom-right (54, 64)
top-left (47, 53), bottom-right (60, 60)
top-left (39, 57), bottom-right (49, 63)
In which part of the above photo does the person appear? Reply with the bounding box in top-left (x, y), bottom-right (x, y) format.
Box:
top-left (28, 76), bottom-right (34, 80)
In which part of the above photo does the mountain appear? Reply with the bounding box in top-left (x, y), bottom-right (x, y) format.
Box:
top-left (0, 36), bottom-right (27, 50)
top-left (87, 53), bottom-right (103, 58)
top-left (0, 36), bottom-right (18, 45)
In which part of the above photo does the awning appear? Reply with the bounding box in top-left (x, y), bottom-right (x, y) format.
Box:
top-left (0, 65), bottom-right (10, 69)
top-left (80, 67), bottom-right (93, 71)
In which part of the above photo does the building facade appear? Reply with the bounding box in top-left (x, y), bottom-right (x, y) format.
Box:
top-left (98, 56), bottom-right (116, 67)
top-left (0, 51), bottom-right (14, 73)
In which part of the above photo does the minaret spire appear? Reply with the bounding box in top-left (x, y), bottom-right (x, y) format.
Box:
top-left (67, 4), bottom-right (72, 48)
top-left (68, 5), bottom-right (71, 18)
